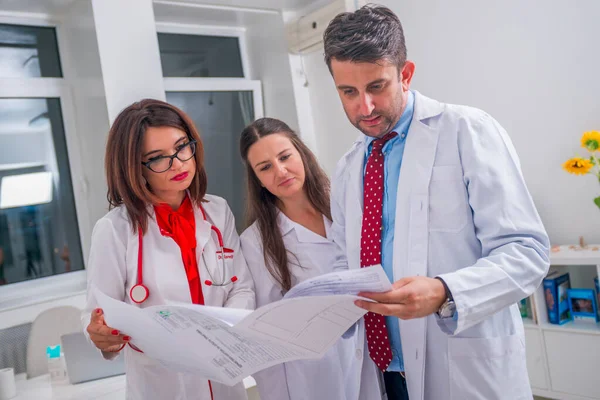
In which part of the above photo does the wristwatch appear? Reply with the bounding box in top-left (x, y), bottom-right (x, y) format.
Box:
top-left (435, 277), bottom-right (456, 319)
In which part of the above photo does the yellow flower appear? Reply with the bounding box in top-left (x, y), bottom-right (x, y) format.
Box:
top-left (563, 157), bottom-right (593, 175)
top-left (581, 131), bottom-right (600, 151)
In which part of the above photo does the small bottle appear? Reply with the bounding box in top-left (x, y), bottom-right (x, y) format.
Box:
top-left (46, 345), bottom-right (68, 385)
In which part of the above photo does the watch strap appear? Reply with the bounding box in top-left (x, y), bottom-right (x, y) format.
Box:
top-left (435, 276), bottom-right (453, 302)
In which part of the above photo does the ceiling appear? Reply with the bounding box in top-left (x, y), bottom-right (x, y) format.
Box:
top-left (0, 0), bottom-right (320, 16)
top-left (161, 0), bottom-right (316, 11)
top-left (0, 0), bottom-right (73, 16)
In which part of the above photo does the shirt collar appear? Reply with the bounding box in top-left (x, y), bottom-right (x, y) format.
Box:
top-left (277, 211), bottom-right (332, 243)
top-left (364, 90), bottom-right (415, 154)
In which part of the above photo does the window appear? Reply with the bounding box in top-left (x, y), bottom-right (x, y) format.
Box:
top-left (0, 23), bottom-right (62, 78)
top-left (0, 23), bottom-right (84, 288)
top-left (166, 89), bottom-right (257, 227)
top-left (158, 33), bottom-right (244, 78)
top-left (158, 25), bottom-right (263, 229)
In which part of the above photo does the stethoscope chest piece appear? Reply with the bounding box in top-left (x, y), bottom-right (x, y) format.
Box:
top-left (130, 284), bottom-right (149, 304)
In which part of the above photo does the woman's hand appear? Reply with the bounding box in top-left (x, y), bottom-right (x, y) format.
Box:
top-left (86, 308), bottom-right (130, 352)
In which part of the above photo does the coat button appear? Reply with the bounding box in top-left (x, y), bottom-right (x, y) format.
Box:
top-left (355, 349), bottom-right (363, 360)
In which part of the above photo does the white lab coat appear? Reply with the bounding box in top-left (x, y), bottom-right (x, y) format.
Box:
top-left (82, 194), bottom-right (255, 400)
top-left (330, 91), bottom-right (550, 400)
top-left (240, 212), bottom-right (383, 400)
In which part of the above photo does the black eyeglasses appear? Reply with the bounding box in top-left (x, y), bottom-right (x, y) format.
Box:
top-left (142, 140), bottom-right (197, 173)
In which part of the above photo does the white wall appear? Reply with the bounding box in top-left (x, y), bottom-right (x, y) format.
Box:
top-left (60, 0), bottom-right (110, 255)
top-left (303, 0), bottom-right (600, 245)
top-left (92, 0), bottom-right (166, 123)
top-left (303, 50), bottom-right (356, 174)
top-left (245, 12), bottom-right (300, 131)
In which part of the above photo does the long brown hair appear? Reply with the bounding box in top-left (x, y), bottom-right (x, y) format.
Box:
top-left (240, 117), bottom-right (331, 291)
top-left (105, 99), bottom-right (208, 233)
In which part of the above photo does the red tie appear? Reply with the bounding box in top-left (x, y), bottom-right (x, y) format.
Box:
top-left (361, 131), bottom-right (397, 371)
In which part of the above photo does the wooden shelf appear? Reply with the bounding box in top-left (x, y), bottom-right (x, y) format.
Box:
top-left (550, 245), bottom-right (600, 266)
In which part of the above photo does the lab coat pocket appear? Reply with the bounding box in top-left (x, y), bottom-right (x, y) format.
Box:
top-left (429, 165), bottom-right (469, 233)
top-left (447, 335), bottom-right (531, 400)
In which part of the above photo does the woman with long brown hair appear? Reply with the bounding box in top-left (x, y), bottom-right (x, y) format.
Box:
top-left (83, 99), bottom-right (254, 400)
top-left (239, 117), bottom-right (382, 400)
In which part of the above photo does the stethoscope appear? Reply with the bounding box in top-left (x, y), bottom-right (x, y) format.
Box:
top-left (129, 204), bottom-right (238, 304)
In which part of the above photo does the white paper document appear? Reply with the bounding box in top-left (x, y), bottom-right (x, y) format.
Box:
top-left (94, 265), bottom-right (392, 386)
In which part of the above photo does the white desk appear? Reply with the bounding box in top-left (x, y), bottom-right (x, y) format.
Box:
top-left (14, 373), bottom-right (258, 400)
top-left (14, 373), bottom-right (125, 400)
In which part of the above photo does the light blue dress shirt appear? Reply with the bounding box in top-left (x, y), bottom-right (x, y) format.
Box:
top-left (363, 91), bottom-right (414, 372)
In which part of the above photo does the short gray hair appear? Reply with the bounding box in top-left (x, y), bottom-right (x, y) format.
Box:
top-left (323, 4), bottom-right (407, 73)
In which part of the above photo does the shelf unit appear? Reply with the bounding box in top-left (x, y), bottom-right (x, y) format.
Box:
top-left (524, 245), bottom-right (600, 400)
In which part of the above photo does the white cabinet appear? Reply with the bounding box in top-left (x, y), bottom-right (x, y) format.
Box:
top-left (525, 328), bottom-right (549, 390)
top-left (524, 245), bottom-right (600, 400)
top-left (544, 330), bottom-right (600, 399)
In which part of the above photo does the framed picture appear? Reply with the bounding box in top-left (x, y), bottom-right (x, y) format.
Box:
top-left (567, 288), bottom-right (599, 322)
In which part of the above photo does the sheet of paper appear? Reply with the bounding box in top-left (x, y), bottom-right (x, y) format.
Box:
top-left (234, 294), bottom-right (365, 356)
top-left (94, 288), bottom-right (331, 385)
top-left (92, 266), bottom-right (391, 386)
top-left (166, 302), bottom-right (253, 326)
top-left (94, 288), bottom-right (223, 380)
top-left (284, 264), bottom-right (392, 299)
top-left (146, 305), bottom-right (316, 384)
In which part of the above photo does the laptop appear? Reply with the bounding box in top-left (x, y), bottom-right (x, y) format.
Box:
top-left (61, 331), bottom-right (126, 384)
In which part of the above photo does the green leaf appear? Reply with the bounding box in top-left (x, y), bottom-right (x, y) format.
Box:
top-left (595, 196), bottom-right (600, 209)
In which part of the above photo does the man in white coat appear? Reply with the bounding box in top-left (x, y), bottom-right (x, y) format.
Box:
top-left (323, 5), bottom-right (550, 400)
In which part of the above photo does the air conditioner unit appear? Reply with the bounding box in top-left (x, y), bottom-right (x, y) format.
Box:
top-left (285, 0), bottom-right (365, 54)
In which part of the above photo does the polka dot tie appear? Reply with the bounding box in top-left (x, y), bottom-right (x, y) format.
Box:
top-left (361, 131), bottom-right (397, 371)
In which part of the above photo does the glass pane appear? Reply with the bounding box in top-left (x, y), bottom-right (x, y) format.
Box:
top-left (166, 91), bottom-right (254, 230)
top-left (158, 33), bottom-right (244, 78)
top-left (0, 24), bottom-right (63, 78)
top-left (0, 98), bottom-right (82, 286)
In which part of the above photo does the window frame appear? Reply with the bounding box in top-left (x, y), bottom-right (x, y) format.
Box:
top-left (156, 22), bottom-right (252, 79)
top-left (163, 77), bottom-right (264, 119)
top-left (157, 22), bottom-right (264, 121)
top-left (0, 15), bottom-right (90, 315)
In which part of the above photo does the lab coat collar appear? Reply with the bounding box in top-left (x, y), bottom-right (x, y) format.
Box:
top-left (349, 91), bottom-right (443, 147)
top-left (393, 91), bottom-right (443, 280)
top-left (276, 211), bottom-right (332, 243)
top-left (413, 90), bottom-right (444, 123)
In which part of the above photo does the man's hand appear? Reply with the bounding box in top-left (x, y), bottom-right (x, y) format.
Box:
top-left (355, 276), bottom-right (447, 319)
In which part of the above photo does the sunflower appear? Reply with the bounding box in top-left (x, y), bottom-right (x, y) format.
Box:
top-left (581, 130), bottom-right (600, 151)
top-left (563, 157), bottom-right (593, 175)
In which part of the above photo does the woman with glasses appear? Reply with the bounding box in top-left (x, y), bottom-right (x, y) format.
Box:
top-left (83, 99), bottom-right (254, 400)
top-left (239, 118), bottom-right (382, 400)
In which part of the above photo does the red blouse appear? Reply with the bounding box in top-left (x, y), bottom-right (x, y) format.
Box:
top-left (154, 196), bottom-right (205, 305)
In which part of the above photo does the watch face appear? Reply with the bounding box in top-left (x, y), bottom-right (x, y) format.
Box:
top-left (440, 301), bottom-right (456, 318)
